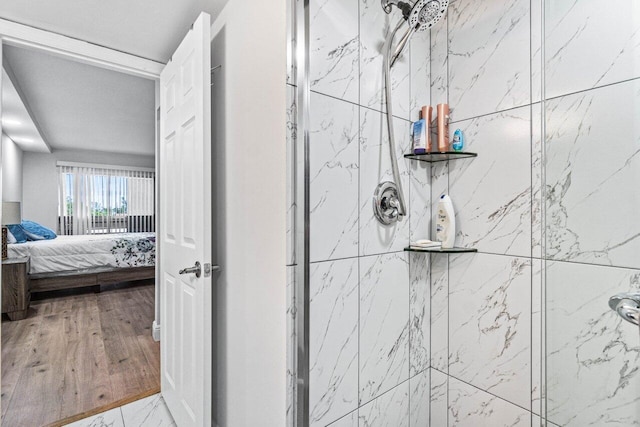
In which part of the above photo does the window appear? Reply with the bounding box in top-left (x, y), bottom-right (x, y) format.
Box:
top-left (57, 164), bottom-right (155, 235)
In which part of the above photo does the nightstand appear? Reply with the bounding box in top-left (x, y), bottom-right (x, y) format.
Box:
top-left (2, 257), bottom-right (30, 320)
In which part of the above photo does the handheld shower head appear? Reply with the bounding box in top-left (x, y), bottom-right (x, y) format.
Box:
top-left (409, 0), bottom-right (448, 31)
top-left (381, 0), bottom-right (449, 31)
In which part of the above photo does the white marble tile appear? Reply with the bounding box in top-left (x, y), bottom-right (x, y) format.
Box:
top-left (310, 0), bottom-right (359, 103)
top-left (530, 259), bottom-right (542, 416)
top-left (358, 382), bottom-right (409, 427)
top-left (449, 106), bottom-right (532, 257)
top-left (286, 85), bottom-right (297, 266)
top-left (430, 369), bottom-right (448, 427)
top-left (410, 32), bottom-right (431, 113)
top-left (409, 253), bottom-right (430, 376)
top-left (545, 80), bottom-right (640, 269)
top-left (120, 394), bottom-right (176, 427)
top-left (448, 253), bottom-right (532, 410)
top-left (359, 108), bottom-right (410, 257)
top-left (359, 252), bottom-right (410, 403)
top-left (449, 377), bottom-right (532, 427)
top-left (409, 151), bottom-right (431, 244)
top-left (531, 103), bottom-right (543, 259)
top-left (430, 10), bottom-right (448, 106)
top-left (286, 266), bottom-right (296, 425)
top-left (328, 410), bottom-right (359, 427)
top-left (409, 370), bottom-right (430, 427)
top-left (310, 258), bottom-right (359, 426)
top-left (65, 408), bottom-right (124, 427)
top-left (545, 261), bottom-right (640, 426)
top-left (531, 414), bottom-right (541, 427)
top-left (286, 0), bottom-right (296, 86)
top-left (545, 0), bottom-right (640, 99)
top-left (360, 0), bottom-right (411, 120)
top-left (310, 92), bottom-right (359, 263)
top-left (531, 415), bottom-right (560, 427)
top-left (430, 254), bottom-right (448, 372)
top-left (448, 0), bottom-right (530, 121)
top-left (530, 0), bottom-right (543, 104)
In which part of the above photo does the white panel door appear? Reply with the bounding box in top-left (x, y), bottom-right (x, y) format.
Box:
top-left (159, 12), bottom-right (212, 426)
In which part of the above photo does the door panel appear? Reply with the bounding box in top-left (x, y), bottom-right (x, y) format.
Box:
top-left (160, 12), bottom-right (212, 426)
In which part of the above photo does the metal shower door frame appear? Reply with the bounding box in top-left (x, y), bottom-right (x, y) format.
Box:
top-left (292, 0), bottom-right (311, 426)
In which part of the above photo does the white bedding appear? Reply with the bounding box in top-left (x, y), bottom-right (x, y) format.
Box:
top-left (7, 233), bottom-right (156, 275)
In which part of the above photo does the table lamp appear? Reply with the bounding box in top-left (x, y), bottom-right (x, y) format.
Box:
top-left (2, 201), bottom-right (21, 259)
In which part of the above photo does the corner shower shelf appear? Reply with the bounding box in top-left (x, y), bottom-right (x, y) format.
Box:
top-left (404, 151), bottom-right (477, 163)
top-left (404, 246), bottom-right (478, 254)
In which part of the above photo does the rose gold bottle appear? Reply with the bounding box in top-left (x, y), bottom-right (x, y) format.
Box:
top-left (436, 103), bottom-right (450, 152)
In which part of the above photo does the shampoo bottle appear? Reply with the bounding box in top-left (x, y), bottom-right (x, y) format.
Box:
top-left (412, 119), bottom-right (427, 154)
top-left (436, 104), bottom-right (450, 152)
top-left (412, 106), bottom-right (430, 154)
top-left (436, 195), bottom-right (456, 249)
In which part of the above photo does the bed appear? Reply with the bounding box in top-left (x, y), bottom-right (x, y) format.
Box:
top-left (7, 232), bottom-right (156, 293)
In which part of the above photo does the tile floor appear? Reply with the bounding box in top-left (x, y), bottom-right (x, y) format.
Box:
top-left (65, 394), bottom-right (175, 427)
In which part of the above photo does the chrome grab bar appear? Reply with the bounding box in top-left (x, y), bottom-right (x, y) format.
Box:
top-left (609, 293), bottom-right (640, 326)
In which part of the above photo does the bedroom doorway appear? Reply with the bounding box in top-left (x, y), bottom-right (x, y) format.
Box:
top-left (0, 29), bottom-right (165, 426)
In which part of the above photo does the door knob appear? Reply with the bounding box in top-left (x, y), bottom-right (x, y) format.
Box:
top-left (179, 261), bottom-right (202, 278)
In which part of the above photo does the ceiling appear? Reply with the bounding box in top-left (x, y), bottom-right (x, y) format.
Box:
top-left (4, 45), bottom-right (156, 156)
top-left (0, 0), bottom-right (230, 63)
top-left (1, 67), bottom-right (49, 153)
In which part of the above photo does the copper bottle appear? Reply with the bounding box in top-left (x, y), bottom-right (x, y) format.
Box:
top-left (436, 103), bottom-right (450, 152)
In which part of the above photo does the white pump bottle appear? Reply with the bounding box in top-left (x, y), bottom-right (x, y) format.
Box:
top-left (436, 195), bottom-right (456, 249)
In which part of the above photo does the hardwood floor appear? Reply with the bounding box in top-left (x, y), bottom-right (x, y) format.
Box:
top-left (1, 282), bottom-right (159, 427)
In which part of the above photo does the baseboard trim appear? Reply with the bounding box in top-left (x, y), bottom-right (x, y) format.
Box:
top-left (152, 320), bottom-right (161, 342)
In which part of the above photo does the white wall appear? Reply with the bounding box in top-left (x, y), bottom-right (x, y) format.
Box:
top-left (22, 149), bottom-right (154, 230)
top-left (1, 133), bottom-right (23, 203)
top-left (210, 0), bottom-right (287, 425)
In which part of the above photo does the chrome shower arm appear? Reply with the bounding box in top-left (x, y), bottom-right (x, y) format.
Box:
top-left (382, 0), bottom-right (410, 14)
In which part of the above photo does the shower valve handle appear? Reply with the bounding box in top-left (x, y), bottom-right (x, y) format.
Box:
top-left (609, 293), bottom-right (640, 326)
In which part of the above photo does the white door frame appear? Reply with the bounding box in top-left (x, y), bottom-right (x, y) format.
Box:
top-left (0, 19), bottom-right (164, 78)
top-left (0, 14), bottom-right (167, 381)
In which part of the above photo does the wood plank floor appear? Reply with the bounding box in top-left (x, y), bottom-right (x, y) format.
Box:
top-left (1, 282), bottom-right (159, 427)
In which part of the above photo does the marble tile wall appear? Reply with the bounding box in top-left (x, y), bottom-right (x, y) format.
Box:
top-left (288, 0), bottom-right (432, 425)
top-left (428, 0), bottom-right (541, 423)
top-left (429, 0), bottom-right (640, 426)
top-left (543, 2), bottom-right (640, 425)
top-left (289, 0), bottom-right (640, 425)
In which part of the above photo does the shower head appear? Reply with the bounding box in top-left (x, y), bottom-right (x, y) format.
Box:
top-left (409, 0), bottom-right (448, 31)
top-left (381, 0), bottom-right (449, 32)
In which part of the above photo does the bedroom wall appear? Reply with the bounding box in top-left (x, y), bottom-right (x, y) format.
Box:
top-left (22, 149), bottom-right (155, 230)
top-left (1, 133), bottom-right (23, 203)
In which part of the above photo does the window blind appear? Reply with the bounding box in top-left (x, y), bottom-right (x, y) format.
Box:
top-left (57, 165), bottom-right (155, 235)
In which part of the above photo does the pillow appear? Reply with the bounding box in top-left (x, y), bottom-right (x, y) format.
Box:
top-left (23, 230), bottom-right (45, 241)
top-left (6, 229), bottom-right (17, 244)
top-left (21, 220), bottom-right (57, 240)
top-left (6, 224), bottom-right (28, 243)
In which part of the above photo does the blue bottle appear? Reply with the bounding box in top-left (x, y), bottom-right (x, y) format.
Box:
top-left (452, 129), bottom-right (464, 151)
